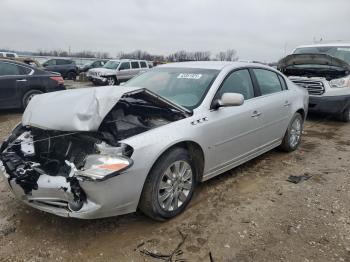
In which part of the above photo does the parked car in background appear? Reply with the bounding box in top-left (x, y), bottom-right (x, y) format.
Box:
top-left (0, 59), bottom-right (65, 109)
top-left (0, 61), bottom-right (308, 220)
top-left (0, 52), bottom-right (18, 58)
top-left (79, 60), bottom-right (108, 73)
top-left (87, 59), bottom-right (149, 85)
top-left (278, 43), bottom-right (350, 122)
top-left (42, 58), bottom-right (79, 80)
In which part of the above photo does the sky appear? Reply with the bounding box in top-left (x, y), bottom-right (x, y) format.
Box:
top-left (1, 0), bottom-right (350, 62)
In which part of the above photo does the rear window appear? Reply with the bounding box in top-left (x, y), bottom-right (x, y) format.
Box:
top-left (253, 69), bottom-right (283, 95)
top-left (131, 61), bottom-right (140, 69)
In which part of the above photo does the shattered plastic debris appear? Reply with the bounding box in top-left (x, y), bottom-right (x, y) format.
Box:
top-left (135, 230), bottom-right (187, 261)
top-left (287, 174), bottom-right (312, 184)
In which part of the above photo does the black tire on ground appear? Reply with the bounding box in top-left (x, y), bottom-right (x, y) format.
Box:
top-left (106, 76), bottom-right (118, 86)
top-left (279, 113), bottom-right (304, 152)
top-left (91, 79), bottom-right (99, 86)
top-left (340, 106), bottom-right (350, 122)
top-left (139, 147), bottom-right (197, 221)
top-left (67, 71), bottom-right (77, 81)
top-left (22, 90), bottom-right (43, 108)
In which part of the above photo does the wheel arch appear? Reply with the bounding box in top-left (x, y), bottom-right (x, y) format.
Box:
top-left (148, 140), bottom-right (205, 183)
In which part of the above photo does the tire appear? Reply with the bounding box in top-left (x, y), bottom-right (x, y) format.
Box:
top-left (67, 71), bottom-right (77, 81)
top-left (139, 147), bottom-right (197, 221)
top-left (279, 113), bottom-right (303, 152)
top-left (340, 106), bottom-right (350, 122)
top-left (22, 90), bottom-right (43, 108)
top-left (106, 76), bottom-right (118, 86)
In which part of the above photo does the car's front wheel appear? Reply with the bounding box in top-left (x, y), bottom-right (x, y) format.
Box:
top-left (139, 147), bottom-right (196, 221)
top-left (106, 76), bottom-right (118, 86)
top-left (280, 113), bottom-right (303, 152)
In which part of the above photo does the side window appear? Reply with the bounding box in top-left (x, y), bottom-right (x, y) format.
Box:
top-left (45, 60), bottom-right (56, 66)
top-left (119, 62), bottom-right (130, 70)
top-left (131, 61), bottom-right (140, 69)
top-left (140, 61), bottom-right (147, 68)
top-left (278, 74), bottom-right (288, 90)
top-left (6, 53), bottom-right (15, 58)
top-left (216, 69), bottom-right (254, 100)
top-left (0, 62), bottom-right (20, 76)
top-left (253, 69), bottom-right (283, 95)
top-left (56, 59), bottom-right (69, 65)
top-left (19, 66), bottom-right (32, 75)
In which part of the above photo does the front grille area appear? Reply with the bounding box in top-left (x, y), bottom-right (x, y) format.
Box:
top-left (292, 80), bottom-right (325, 95)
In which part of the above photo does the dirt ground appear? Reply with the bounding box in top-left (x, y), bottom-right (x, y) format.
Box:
top-left (0, 84), bottom-right (350, 261)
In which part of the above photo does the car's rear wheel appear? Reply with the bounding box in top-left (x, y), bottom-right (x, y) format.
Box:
top-left (280, 113), bottom-right (303, 152)
top-left (107, 76), bottom-right (118, 86)
top-left (22, 89), bottom-right (43, 108)
top-left (139, 147), bottom-right (196, 221)
top-left (67, 71), bottom-right (77, 81)
top-left (340, 106), bottom-right (350, 122)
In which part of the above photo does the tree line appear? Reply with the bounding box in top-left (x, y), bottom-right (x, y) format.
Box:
top-left (1, 48), bottom-right (239, 62)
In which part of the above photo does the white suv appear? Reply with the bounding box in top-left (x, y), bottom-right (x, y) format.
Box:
top-left (87, 59), bottom-right (149, 86)
top-left (278, 43), bottom-right (350, 122)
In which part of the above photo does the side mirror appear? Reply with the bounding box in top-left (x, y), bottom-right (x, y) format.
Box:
top-left (120, 82), bottom-right (126, 86)
top-left (212, 93), bottom-right (244, 110)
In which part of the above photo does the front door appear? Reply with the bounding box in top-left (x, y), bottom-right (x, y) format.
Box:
top-left (203, 69), bottom-right (262, 177)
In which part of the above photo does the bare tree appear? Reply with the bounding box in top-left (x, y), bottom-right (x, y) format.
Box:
top-left (215, 49), bottom-right (238, 61)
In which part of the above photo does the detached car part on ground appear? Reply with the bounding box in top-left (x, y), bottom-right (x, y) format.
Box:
top-left (86, 59), bottom-right (149, 86)
top-left (0, 59), bottom-right (65, 109)
top-left (278, 44), bottom-right (350, 122)
top-left (0, 61), bottom-right (308, 220)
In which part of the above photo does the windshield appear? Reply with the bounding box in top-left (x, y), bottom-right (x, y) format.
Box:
top-left (294, 46), bottom-right (350, 64)
top-left (124, 67), bottom-right (219, 109)
top-left (103, 61), bottom-right (120, 70)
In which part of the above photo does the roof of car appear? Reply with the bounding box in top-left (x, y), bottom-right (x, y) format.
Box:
top-left (296, 43), bottom-right (350, 49)
top-left (159, 61), bottom-right (265, 70)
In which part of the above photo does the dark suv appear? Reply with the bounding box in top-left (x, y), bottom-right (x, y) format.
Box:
top-left (42, 58), bottom-right (79, 80)
top-left (0, 59), bottom-right (66, 109)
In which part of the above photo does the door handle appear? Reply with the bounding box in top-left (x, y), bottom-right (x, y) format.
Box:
top-left (283, 101), bottom-right (291, 107)
top-left (16, 79), bottom-right (27, 82)
top-left (251, 111), bottom-right (261, 118)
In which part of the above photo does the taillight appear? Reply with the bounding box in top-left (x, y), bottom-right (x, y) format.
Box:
top-left (50, 76), bottom-right (64, 85)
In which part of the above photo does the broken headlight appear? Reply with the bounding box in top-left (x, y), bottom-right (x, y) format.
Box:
top-left (330, 76), bottom-right (350, 88)
top-left (76, 155), bottom-right (133, 181)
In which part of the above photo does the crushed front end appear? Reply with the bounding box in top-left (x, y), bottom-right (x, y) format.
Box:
top-left (0, 125), bottom-right (133, 218)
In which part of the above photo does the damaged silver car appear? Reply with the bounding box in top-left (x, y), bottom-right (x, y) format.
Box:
top-left (0, 61), bottom-right (308, 220)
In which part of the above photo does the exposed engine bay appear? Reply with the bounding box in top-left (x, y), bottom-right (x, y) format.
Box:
top-left (0, 90), bottom-right (187, 212)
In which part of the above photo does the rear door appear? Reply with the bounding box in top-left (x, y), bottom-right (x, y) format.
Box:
top-left (249, 68), bottom-right (291, 147)
top-left (130, 61), bottom-right (141, 78)
top-left (0, 61), bottom-right (31, 108)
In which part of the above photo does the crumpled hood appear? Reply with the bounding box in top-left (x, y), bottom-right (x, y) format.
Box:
top-left (22, 86), bottom-right (141, 131)
top-left (89, 67), bottom-right (115, 76)
top-left (278, 53), bottom-right (350, 71)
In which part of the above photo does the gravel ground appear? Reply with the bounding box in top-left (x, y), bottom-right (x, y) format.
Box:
top-left (0, 85), bottom-right (350, 261)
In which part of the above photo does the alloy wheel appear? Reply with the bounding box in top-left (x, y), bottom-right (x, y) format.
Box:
top-left (157, 160), bottom-right (193, 212)
top-left (289, 117), bottom-right (302, 148)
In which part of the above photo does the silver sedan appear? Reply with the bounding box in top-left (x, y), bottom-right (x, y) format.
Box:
top-left (0, 61), bottom-right (308, 220)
